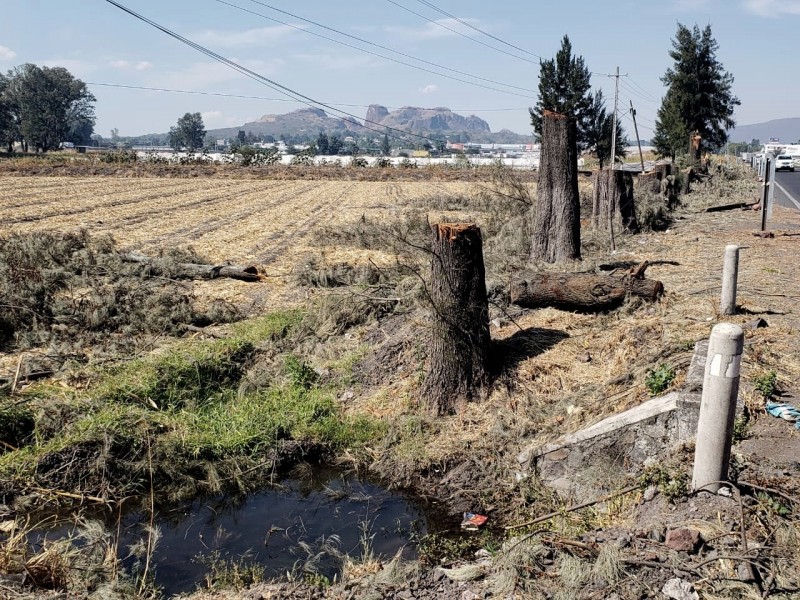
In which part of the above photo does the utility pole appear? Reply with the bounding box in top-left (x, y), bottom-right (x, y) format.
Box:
top-left (610, 66), bottom-right (620, 171)
top-left (630, 100), bottom-right (645, 172)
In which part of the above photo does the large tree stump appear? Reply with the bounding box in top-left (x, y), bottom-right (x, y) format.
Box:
top-left (530, 110), bottom-right (581, 263)
top-left (592, 169), bottom-right (639, 233)
top-left (510, 262), bottom-right (663, 311)
top-left (421, 223), bottom-right (491, 416)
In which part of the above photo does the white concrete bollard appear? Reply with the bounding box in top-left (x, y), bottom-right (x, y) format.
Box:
top-left (692, 323), bottom-right (744, 493)
top-left (719, 245), bottom-right (740, 316)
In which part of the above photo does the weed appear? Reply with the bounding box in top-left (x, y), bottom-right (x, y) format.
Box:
top-left (639, 463), bottom-right (689, 501)
top-left (753, 370), bottom-right (778, 400)
top-left (198, 550), bottom-right (265, 591)
top-left (644, 364), bottom-right (676, 396)
top-left (732, 414), bottom-right (750, 442)
top-left (755, 492), bottom-right (792, 518)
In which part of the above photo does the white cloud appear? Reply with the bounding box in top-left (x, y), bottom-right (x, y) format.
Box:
top-left (743, 0), bottom-right (800, 15)
top-left (0, 45), bottom-right (17, 61)
top-left (419, 84), bottom-right (439, 95)
top-left (387, 17), bottom-right (483, 40)
top-left (109, 59), bottom-right (154, 71)
top-left (194, 25), bottom-right (301, 48)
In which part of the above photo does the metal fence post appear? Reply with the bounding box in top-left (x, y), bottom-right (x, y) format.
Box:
top-left (692, 323), bottom-right (744, 493)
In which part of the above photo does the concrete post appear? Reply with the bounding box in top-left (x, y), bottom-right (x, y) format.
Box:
top-left (719, 245), bottom-right (739, 316)
top-left (692, 323), bottom-right (744, 493)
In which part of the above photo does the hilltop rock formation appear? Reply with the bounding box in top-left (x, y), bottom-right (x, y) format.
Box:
top-left (365, 104), bottom-right (390, 125)
top-left (372, 106), bottom-right (491, 133)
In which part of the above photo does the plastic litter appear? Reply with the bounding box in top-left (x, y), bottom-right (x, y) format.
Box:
top-left (460, 513), bottom-right (488, 531)
top-left (765, 401), bottom-right (800, 430)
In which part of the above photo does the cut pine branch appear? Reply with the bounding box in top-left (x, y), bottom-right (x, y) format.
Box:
top-left (121, 252), bottom-right (261, 282)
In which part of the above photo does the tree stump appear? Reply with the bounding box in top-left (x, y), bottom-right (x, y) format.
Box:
top-left (592, 169), bottom-right (639, 234)
top-left (421, 223), bottom-right (491, 416)
top-left (530, 110), bottom-right (581, 263)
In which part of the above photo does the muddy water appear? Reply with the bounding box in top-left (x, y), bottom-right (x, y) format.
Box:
top-left (119, 470), bottom-right (435, 596)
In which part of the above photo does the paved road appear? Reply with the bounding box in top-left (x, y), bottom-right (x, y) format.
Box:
top-left (773, 171), bottom-right (800, 211)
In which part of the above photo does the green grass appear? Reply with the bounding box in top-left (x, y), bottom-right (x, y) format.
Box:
top-left (0, 309), bottom-right (383, 496)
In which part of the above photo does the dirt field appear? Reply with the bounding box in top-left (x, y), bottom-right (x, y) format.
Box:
top-left (0, 176), bottom-right (479, 307)
top-left (2, 163), bottom-right (800, 599)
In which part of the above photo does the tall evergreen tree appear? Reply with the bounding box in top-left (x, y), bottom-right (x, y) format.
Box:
top-left (652, 90), bottom-right (689, 161)
top-left (654, 23), bottom-right (739, 158)
top-left (584, 90), bottom-right (627, 169)
top-left (530, 35), bottom-right (594, 149)
top-left (316, 131), bottom-right (329, 155)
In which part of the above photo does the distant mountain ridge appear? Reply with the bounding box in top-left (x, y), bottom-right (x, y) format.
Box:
top-left (729, 117), bottom-right (800, 144)
top-left (205, 105), bottom-right (534, 144)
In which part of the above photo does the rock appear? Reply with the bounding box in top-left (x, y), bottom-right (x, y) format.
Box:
top-left (643, 485), bottom-right (658, 502)
top-left (737, 562), bottom-right (756, 582)
top-left (665, 528), bottom-right (703, 553)
top-left (662, 577), bottom-right (699, 600)
top-left (460, 592), bottom-right (480, 600)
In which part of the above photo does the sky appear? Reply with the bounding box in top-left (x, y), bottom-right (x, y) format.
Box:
top-left (1, 0), bottom-right (798, 140)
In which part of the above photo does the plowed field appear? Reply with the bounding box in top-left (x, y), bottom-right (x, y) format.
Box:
top-left (1, 176), bottom-right (480, 305)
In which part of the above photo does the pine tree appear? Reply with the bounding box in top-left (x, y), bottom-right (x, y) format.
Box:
top-left (654, 23), bottom-right (739, 158)
top-left (652, 90), bottom-right (688, 161)
top-left (584, 90), bottom-right (627, 169)
top-left (530, 35), bottom-right (594, 149)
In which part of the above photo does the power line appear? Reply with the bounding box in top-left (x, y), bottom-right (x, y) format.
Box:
top-left (87, 81), bottom-right (529, 112)
top-left (100, 0), bottom-right (456, 145)
top-left (411, 0), bottom-right (542, 60)
top-left (215, 0), bottom-right (534, 97)
top-left (623, 75), bottom-right (660, 102)
top-left (384, 0), bottom-right (539, 65)
top-left (618, 78), bottom-right (657, 105)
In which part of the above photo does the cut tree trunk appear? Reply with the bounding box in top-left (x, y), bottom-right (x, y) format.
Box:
top-left (593, 169), bottom-right (639, 233)
top-left (530, 110), bottom-right (581, 263)
top-left (121, 253), bottom-right (261, 282)
top-left (421, 223), bottom-right (491, 416)
top-left (509, 262), bottom-right (663, 311)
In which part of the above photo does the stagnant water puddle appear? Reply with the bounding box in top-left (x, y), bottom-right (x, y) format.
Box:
top-left (64, 469), bottom-right (440, 596)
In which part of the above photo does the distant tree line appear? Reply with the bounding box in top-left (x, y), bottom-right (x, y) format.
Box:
top-left (0, 63), bottom-right (96, 153)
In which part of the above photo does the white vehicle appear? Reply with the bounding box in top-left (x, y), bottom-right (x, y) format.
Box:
top-left (775, 155), bottom-right (795, 172)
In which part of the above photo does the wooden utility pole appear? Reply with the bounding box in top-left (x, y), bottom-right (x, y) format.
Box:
top-left (610, 67), bottom-right (620, 171)
top-left (630, 100), bottom-right (645, 172)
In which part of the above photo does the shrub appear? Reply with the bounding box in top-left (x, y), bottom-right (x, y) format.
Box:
top-left (98, 149), bottom-right (138, 164)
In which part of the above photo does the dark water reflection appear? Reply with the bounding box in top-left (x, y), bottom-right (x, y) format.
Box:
top-left (120, 470), bottom-right (431, 596)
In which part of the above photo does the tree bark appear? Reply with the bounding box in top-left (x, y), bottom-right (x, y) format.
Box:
top-left (530, 110), bottom-right (581, 263)
top-left (510, 265), bottom-right (663, 311)
top-left (593, 170), bottom-right (639, 234)
top-left (121, 253), bottom-right (261, 282)
top-left (422, 223), bottom-right (491, 416)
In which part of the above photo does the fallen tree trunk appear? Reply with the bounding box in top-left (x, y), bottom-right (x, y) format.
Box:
top-left (510, 262), bottom-right (663, 310)
top-left (121, 253), bottom-right (261, 282)
top-left (704, 201), bottom-right (759, 213)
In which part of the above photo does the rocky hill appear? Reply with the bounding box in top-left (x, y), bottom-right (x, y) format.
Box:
top-left (728, 117), bottom-right (800, 144)
top-left (205, 105), bottom-right (533, 143)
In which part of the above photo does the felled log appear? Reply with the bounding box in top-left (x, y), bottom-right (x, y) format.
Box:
top-left (705, 201), bottom-right (759, 213)
top-left (121, 253), bottom-right (261, 282)
top-left (510, 261), bottom-right (663, 310)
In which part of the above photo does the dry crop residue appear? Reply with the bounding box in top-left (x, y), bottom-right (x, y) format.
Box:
top-left (0, 176), bottom-right (473, 305)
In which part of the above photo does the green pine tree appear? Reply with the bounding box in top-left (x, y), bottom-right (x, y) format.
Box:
top-left (529, 35), bottom-right (594, 149)
top-left (654, 23), bottom-right (739, 158)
